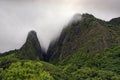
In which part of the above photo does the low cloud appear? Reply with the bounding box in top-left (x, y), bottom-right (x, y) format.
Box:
top-left (0, 0), bottom-right (120, 52)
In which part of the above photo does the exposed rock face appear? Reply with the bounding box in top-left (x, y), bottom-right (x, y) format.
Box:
top-left (47, 13), bottom-right (119, 63)
top-left (19, 30), bottom-right (43, 60)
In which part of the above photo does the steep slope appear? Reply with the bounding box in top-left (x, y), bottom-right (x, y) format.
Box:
top-left (0, 30), bottom-right (43, 69)
top-left (19, 30), bottom-right (43, 60)
top-left (0, 13), bottom-right (120, 80)
top-left (47, 13), bottom-right (120, 64)
top-left (0, 31), bottom-right (72, 80)
top-left (46, 13), bottom-right (120, 80)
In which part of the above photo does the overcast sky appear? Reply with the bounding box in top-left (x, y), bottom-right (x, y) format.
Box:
top-left (0, 0), bottom-right (120, 53)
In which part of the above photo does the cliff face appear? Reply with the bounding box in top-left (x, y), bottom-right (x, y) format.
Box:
top-left (47, 14), bottom-right (120, 63)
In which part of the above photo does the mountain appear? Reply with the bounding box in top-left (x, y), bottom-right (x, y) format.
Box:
top-left (0, 31), bottom-right (72, 80)
top-left (47, 13), bottom-right (120, 64)
top-left (0, 30), bottom-right (43, 69)
top-left (0, 30), bottom-right (43, 60)
top-left (46, 13), bottom-right (120, 80)
top-left (0, 13), bottom-right (120, 80)
top-left (19, 30), bottom-right (43, 60)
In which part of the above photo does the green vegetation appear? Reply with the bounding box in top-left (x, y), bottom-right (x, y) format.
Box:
top-left (0, 61), bottom-right (54, 80)
top-left (48, 13), bottom-right (114, 64)
top-left (1, 43), bottom-right (120, 80)
top-left (0, 60), bottom-right (73, 80)
top-left (72, 67), bottom-right (120, 80)
top-left (58, 46), bottom-right (120, 80)
top-left (0, 14), bottom-right (120, 80)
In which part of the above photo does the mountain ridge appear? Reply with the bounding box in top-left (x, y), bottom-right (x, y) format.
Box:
top-left (0, 13), bottom-right (120, 80)
top-left (1, 13), bottom-right (120, 62)
top-left (47, 13), bottom-right (120, 63)
top-left (0, 30), bottom-right (43, 61)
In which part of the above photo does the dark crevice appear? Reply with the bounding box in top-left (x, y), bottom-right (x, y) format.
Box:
top-left (41, 49), bottom-right (49, 62)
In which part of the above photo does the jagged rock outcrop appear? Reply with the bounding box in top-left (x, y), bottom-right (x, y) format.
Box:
top-left (47, 13), bottom-right (120, 63)
top-left (0, 30), bottom-right (43, 61)
top-left (19, 30), bottom-right (43, 60)
top-left (0, 30), bottom-right (43, 69)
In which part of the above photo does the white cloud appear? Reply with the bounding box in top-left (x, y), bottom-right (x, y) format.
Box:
top-left (0, 0), bottom-right (120, 52)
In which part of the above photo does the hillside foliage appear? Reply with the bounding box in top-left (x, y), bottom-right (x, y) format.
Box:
top-left (0, 14), bottom-right (120, 80)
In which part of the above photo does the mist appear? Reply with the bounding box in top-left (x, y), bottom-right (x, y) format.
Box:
top-left (0, 0), bottom-right (120, 53)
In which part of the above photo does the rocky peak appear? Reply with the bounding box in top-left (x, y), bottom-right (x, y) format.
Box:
top-left (20, 30), bottom-right (43, 60)
top-left (26, 30), bottom-right (38, 43)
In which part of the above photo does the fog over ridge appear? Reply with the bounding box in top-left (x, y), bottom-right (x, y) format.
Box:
top-left (0, 0), bottom-right (120, 53)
